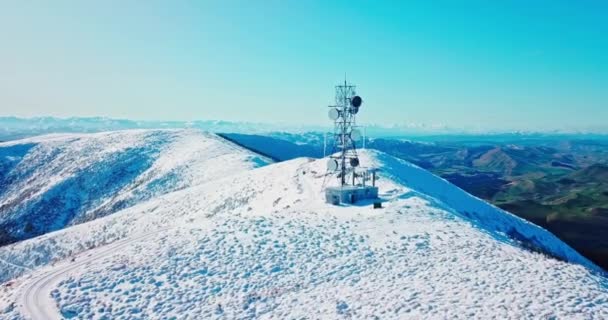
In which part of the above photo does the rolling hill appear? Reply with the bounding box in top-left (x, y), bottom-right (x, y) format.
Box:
top-left (0, 130), bottom-right (270, 248)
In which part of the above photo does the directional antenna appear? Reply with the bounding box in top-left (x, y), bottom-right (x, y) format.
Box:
top-left (351, 95), bottom-right (362, 108)
top-left (350, 129), bottom-right (362, 141)
top-left (350, 95), bottom-right (362, 114)
top-left (328, 108), bottom-right (340, 120)
top-left (327, 159), bottom-right (338, 171)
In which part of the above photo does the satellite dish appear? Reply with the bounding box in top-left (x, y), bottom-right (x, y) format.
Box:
top-left (351, 96), bottom-right (362, 108)
top-left (328, 108), bottom-right (340, 120)
top-left (351, 129), bottom-right (362, 141)
top-left (327, 159), bottom-right (338, 171)
top-left (350, 157), bottom-right (360, 167)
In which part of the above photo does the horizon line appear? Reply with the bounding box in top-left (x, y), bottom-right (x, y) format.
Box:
top-left (1, 115), bottom-right (608, 136)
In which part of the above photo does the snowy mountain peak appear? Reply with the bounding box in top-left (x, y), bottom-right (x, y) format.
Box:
top-left (0, 133), bottom-right (606, 319)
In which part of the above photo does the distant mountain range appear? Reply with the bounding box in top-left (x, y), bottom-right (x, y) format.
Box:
top-left (0, 116), bottom-right (324, 141)
top-left (2, 116), bottom-right (608, 142)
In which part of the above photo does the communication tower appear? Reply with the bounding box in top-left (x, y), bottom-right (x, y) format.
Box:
top-left (325, 78), bottom-right (378, 205)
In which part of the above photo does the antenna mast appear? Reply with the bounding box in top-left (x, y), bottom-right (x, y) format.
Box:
top-left (326, 77), bottom-right (363, 187)
top-left (324, 77), bottom-right (378, 205)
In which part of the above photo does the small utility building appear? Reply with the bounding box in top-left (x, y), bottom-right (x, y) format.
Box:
top-left (325, 185), bottom-right (378, 205)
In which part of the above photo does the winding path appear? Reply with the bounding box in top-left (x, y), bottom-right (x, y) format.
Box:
top-left (18, 231), bottom-right (161, 320)
top-left (17, 161), bottom-right (315, 319)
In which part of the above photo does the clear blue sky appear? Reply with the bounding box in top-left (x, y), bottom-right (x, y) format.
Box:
top-left (1, 1), bottom-right (607, 132)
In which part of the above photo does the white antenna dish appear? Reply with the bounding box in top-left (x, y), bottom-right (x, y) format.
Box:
top-left (328, 108), bottom-right (340, 120)
top-left (351, 129), bottom-right (362, 141)
top-left (327, 159), bottom-right (338, 171)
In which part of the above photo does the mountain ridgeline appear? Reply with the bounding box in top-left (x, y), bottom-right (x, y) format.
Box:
top-left (223, 132), bottom-right (608, 271)
top-left (1, 130), bottom-right (606, 319)
top-left (0, 130), bottom-right (269, 248)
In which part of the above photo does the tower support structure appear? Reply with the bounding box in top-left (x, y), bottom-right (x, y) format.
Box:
top-left (324, 78), bottom-right (378, 205)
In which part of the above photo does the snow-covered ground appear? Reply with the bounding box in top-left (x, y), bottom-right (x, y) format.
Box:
top-left (1, 132), bottom-right (607, 319)
top-left (0, 130), bottom-right (270, 255)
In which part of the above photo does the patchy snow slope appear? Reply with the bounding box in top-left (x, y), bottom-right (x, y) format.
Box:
top-left (0, 130), bottom-right (270, 249)
top-left (0, 147), bottom-right (606, 319)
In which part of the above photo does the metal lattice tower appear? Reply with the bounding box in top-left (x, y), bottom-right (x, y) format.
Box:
top-left (326, 79), bottom-right (363, 186)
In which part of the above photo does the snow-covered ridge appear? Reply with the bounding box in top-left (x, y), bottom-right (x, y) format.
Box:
top-left (0, 137), bottom-right (606, 318)
top-left (0, 129), bottom-right (271, 249)
top-left (359, 150), bottom-right (602, 273)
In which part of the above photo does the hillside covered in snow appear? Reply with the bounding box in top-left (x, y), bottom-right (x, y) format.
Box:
top-left (0, 130), bottom-right (270, 248)
top-left (0, 130), bottom-right (607, 319)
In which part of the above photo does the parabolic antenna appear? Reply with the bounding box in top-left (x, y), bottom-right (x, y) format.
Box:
top-left (351, 129), bottom-right (362, 141)
top-left (327, 159), bottom-right (338, 171)
top-left (328, 108), bottom-right (340, 120)
top-left (351, 96), bottom-right (362, 108)
top-left (350, 157), bottom-right (360, 167)
top-left (350, 96), bottom-right (362, 114)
